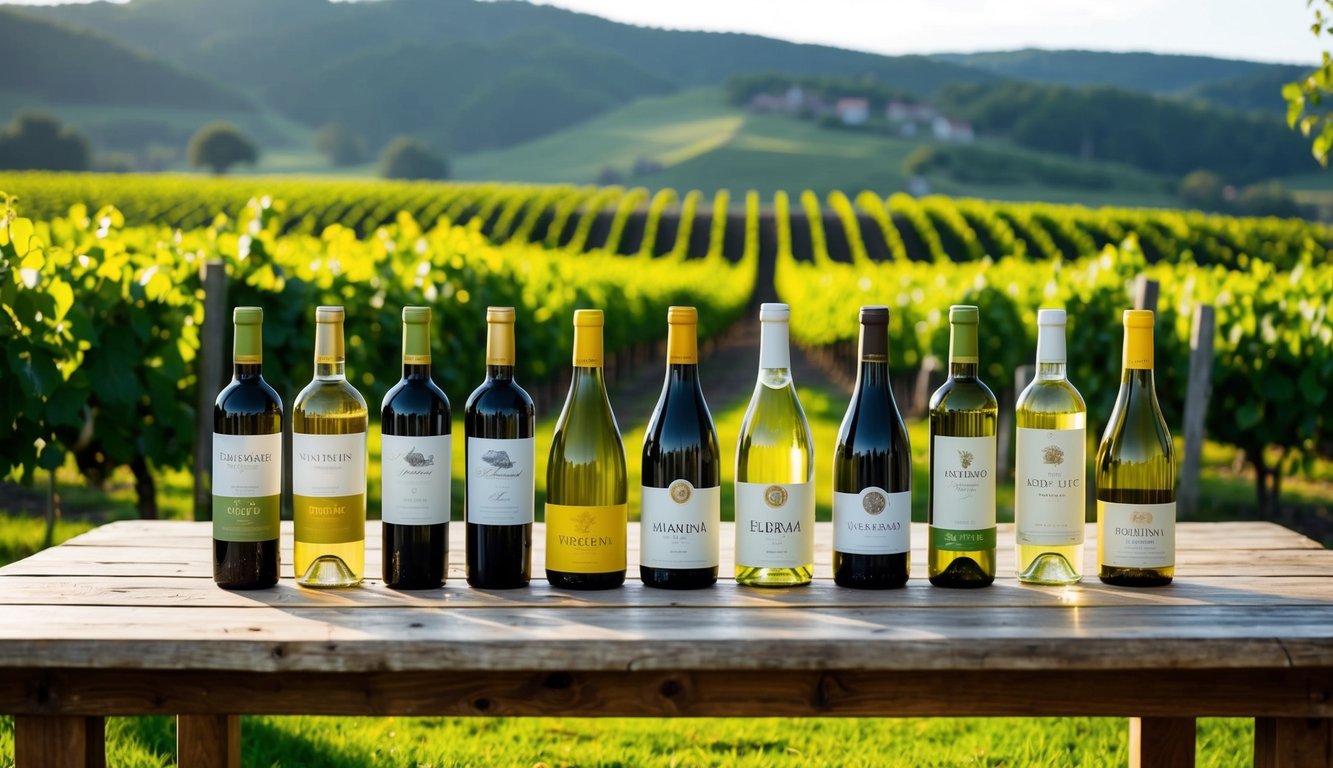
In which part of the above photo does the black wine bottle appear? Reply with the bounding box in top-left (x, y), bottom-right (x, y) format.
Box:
top-left (380, 306), bottom-right (451, 590)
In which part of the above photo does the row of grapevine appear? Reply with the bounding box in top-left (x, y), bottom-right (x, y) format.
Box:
top-left (1, 195), bottom-right (757, 507)
top-left (7, 173), bottom-right (1332, 269)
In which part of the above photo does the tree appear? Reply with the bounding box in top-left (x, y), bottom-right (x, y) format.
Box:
top-left (1285, 1), bottom-right (1333, 165)
top-left (380, 136), bottom-right (448, 180)
top-left (187, 122), bottom-right (258, 175)
top-left (0, 113), bottom-right (90, 171)
top-left (1235, 182), bottom-right (1304, 218)
top-left (313, 122), bottom-right (366, 167)
top-left (1177, 169), bottom-right (1226, 211)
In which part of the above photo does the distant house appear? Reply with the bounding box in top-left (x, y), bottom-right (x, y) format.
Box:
top-left (835, 97), bottom-right (870, 126)
top-left (931, 116), bottom-right (975, 143)
top-left (786, 85), bottom-right (806, 112)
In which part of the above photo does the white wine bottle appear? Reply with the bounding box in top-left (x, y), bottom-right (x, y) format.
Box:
top-left (928, 305), bottom-right (998, 588)
top-left (1096, 309), bottom-right (1175, 587)
top-left (545, 309), bottom-right (628, 590)
top-left (735, 303), bottom-right (814, 587)
top-left (1015, 309), bottom-right (1087, 585)
top-left (292, 306), bottom-right (368, 588)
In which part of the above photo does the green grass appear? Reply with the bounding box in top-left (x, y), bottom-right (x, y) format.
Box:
top-left (0, 714), bottom-right (1256, 767)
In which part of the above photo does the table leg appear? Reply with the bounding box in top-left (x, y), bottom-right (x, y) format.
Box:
top-left (176, 714), bottom-right (241, 768)
top-left (1130, 716), bottom-right (1196, 768)
top-left (14, 716), bottom-right (105, 768)
top-left (1255, 718), bottom-right (1333, 767)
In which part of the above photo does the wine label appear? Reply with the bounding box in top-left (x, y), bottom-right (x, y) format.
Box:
top-left (1099, 501), bottom-right (1175, 569)
top-left (735, 481), bottom-right (814, 568)
top-left (545, 503), bottom-right (627, 573)
top-left (1016, 427), bottom-right (1086, 546)
top-left (930, 434), bottom-right (997, 551)
top-left (640, 480), bottom-right (721, 569)
top-left (833, 487), bottom-right (911, 555)
top-left (212, 432), bottom-right (281, 542)
top-left (466, 436), bottom-right (536, 526)
top-left (293, 431), bottom-right (366, 544)
top-left (381, 433), bottom-right (451, 525)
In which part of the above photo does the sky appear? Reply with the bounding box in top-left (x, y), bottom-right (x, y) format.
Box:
top-left (3, 0), bottom-right (1326, 66)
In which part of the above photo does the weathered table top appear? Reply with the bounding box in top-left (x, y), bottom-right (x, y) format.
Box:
top-left (2, 520), bottom-right (1332, 676)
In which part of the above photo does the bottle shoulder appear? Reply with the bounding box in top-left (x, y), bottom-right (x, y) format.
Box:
top-left (216, 377), bottom-right (283, 415)
top-left (382, 376), bottom-right (451, 413)
top-left (1015, 378), bottom-right (1087, 415)
top-left (294, 377), bottom-right (368, 410)
top-left (465, 377), bottom-right (535, 415)
top-left (929, 376), bottom-right (998, 414)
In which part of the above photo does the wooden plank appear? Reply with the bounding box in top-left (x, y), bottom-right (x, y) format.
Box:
top-left (3, 668), bottom-right (1331, 719)
top-left (1, 605), bottom-right (1333, 673)
top-left (14, 716), bottom-right (105, 768)
top-left (2, 575), bottom-right (1333, 611)
top-left (1256, 718), bottom-right (1333, 768)
top-left (1130, 717), bottom-right (1196, 768)
top-left (177, 715), bottom-right (240, 768)
top-left (1179, 305), bottom-right (1214, 519)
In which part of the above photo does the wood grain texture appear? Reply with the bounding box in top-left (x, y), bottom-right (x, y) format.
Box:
top-left (3, 668), bottom-right (1332, 719)
top-left (176, 715), bottom-right (239, 768)
top-left (14, 716), bottom-right (105, 768)
top-left (1255, 718), bottom-right (1333, 768)
top-left (1130, 717), bottom-right (1196, 768)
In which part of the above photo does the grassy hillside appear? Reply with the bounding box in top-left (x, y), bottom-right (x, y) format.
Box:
top-left (453, 87), bottom-right (1177, 205)
top-left (0, 8), bottom-right (250, 112)
top-left (934, 49), bottom-right (1288, 94)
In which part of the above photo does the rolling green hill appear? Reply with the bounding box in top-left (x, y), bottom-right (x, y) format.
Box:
top-left (453, 87), bottom-right (1177, 206)
top-left (933, 49), bottom-right (1292, 94)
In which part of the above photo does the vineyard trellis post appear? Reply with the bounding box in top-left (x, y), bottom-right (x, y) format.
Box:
top-left (193, 260), bottom-right (227, 522)
top-left (1179, 305), bottom-right (1215, 519)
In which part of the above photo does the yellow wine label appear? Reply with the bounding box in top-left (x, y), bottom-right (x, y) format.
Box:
top-left (545, 503), bottom-right (626, 573)
top-left (294, 493), bottom-right (366, 544)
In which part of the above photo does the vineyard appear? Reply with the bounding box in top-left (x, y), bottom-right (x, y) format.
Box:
top-left (1, 172), bottom-right (1329, 518)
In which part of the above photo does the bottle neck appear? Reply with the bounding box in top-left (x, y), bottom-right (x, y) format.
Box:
top-left (948, 322), bottom-right (978, 379)
top-left (758, 320), bottom-right (791, 372)
top-left (233, 322), bottom-right (262, 379)
top-left (1035, 323), bottom-right (1067, 381)
top-left (572, 324), bottom-right (602, 368)
top-left (402, 321), bottom-right (430, 380)
top-left (486, 320), bottom-right (516, 380)
top-left (856, 321), bottom-right (889, 389)
top-left (1119, 324), bottom-right (1156, 397)
top-left (314, 321), bottom-right (346, 380)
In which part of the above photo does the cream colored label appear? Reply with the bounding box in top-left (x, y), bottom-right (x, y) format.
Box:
top-left (1100, 501), bottom-right (1175, 569)
top-left (833, 488), bottom-right (911, 555)
top-left (931, 435), bottom-right (996, 531)
top-left (641, 481), bottom-right (720, 569)
top-left (1016, 427), bottom-right (1085, 546)
top-left (467, 437), bottom-right (535, 526)
top-left (735, 481), bottom-right (814, 568)
top-left (381, 434), bottom-right (451, 525)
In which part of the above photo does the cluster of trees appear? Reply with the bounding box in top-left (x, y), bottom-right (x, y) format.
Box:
top-left (0, 113), bottom-right (90, 171)
top-left (725, 72), bottom-right (912, 111)
top-left (310, 122), bottom-right (448, 180)
top-left (1178, 170), bottom-right (1305, 218)
top-left (935, 82), bottom-right (1316, 183)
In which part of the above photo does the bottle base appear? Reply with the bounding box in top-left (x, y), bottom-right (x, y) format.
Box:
top-left (833, 552), bottom-right (909, 590)
top-left (297, 555), bottom-right (362, 588)
top-left (467, 577), bottom-right (531, 590)
top-left (1018, 552), bottom-right (1082, 586)
top-left (640, 566), bottom-right (717, 590)
top-left (734, 565), bottom-right (813, 588)
top-left (1099, 566), bottom-right (1173, 587)
top-left (928, 557), bottom-right (995, 589)
top-left (547, 569), bottom-right (625, 590)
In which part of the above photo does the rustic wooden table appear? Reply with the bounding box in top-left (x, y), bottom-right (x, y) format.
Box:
top-left (1, 520), bottom-right (1331, 768)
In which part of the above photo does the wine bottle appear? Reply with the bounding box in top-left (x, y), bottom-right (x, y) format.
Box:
top-left (465, 306), bottom-right (535, 589)
top-left (545, 309), bottom-right (627, 590)
top-left (1096, 309), bottom-right (1175, 587)
top-left (928, 305), bottom-right (998, 588)
top-left (640, 306), bottom-right (721, 590)
top-left (292, 306), bottom-right (368, 588)
top-left (833, 306), bottom-right (911, 589)
top-left (1015, 309), bottom-right (1087, 585)
top-left (735, 302), bottom-right (815, 587)
top-left (380, 306), bottom-right (451, 590)
top-left (212, 306), bottom-right (282, 590)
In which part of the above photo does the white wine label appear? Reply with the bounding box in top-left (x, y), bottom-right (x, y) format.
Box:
top-left (293, 432), bottom-right (366, 497)
top-left (931, 434), bottom-right (997, 532)
top-left (641, 480), bottom-right (721, 569)
top-left (1016, 427), bottom-right (1086, 546)
top-left (381, 433), bottom-right (452, 525)
top-left (466, 437), bottom-right (536, 526)
top-left (212, 433), bottom-right (281, 498)
top-left (1100, 501), bottom-right (1175, 569)
top-left (833, 487), bottom-right (911, 555)
top-left (735, 480), bottom-right (814, 569)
